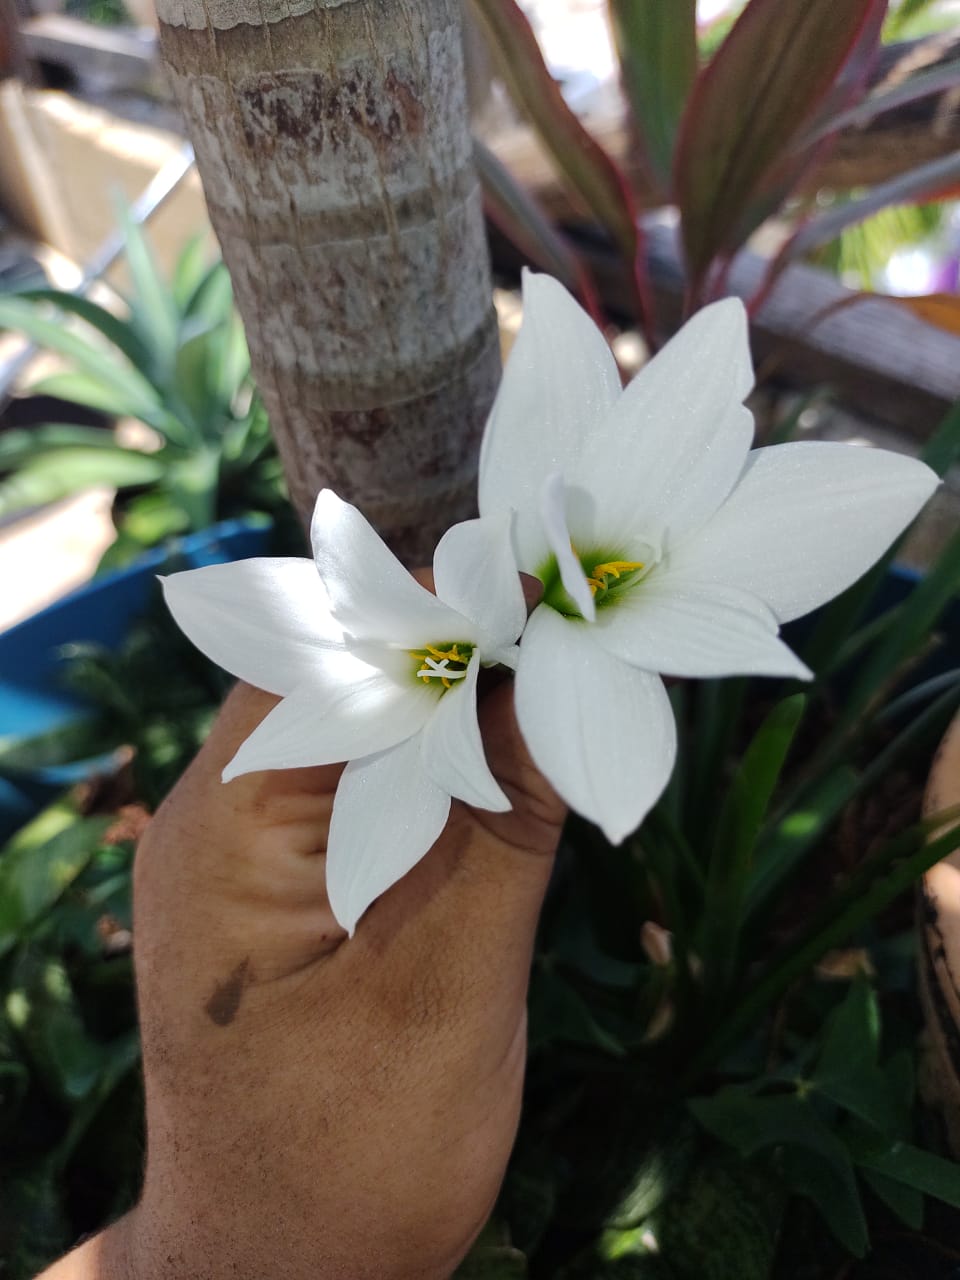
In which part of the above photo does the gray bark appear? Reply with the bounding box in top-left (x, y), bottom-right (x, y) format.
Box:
top-left (156, 0), bottom-right (500, 563)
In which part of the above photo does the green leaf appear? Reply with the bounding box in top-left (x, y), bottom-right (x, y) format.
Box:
top-left (752, 675), bottom-right (960, 918)
top-left (29, 371), bottom-right (191, 448)
top-left (0, 806), bottom-right (111, 958)
top-left (455, 1223), bottom-right (528, 1278)
top-left (844, 524), bottom-right (960, 725)
top-left (0, 1163), bottom-right (72, 1280)
top-left (0, 715), bottom-right (116, 773)
top-left (607, 0), bottom-right (698, 195)
top-left (816, 978), bottom-right (878, 1079)
top-left (118, 490), bottom-right (191, 544)
top-left (166, 446), bottom-right (221, 530)
top-left (528, 969), bottom-right (626, 1057)
top-left (779, 1144), bottom-right (868, 1256)
top-left (690, 1089), bottom-right (867, 1255)
top-left (799, 396), bottom-right (960, 674)
top-left (885, 0), bottom-right (951, 41)
top-left (689, 810), bottom-right (960, 1082)
top-left (812, 979), bottom-right (899, 1133)
top-left (700, 694), bottom-right (806, 986)
top-left (920, 396), bottom-right (960, 480)
top-left (470, 0), bottom-right (639, 260)
top-left (747, 766), bottom-right (858, 916)
top-left (0, 423), bottom-right (122, 469)
top-left (0, 447), bottom-right (165, 517)
top-left (171, 233), bottom-right (213, 314)
top-left (6, 950), bottom-right (107, 1103)
top-left (861, 1168), bottom-right (924, 1229)
top-left (11, 288), bottom-right (153, 376)
top-left (182, 259), bottom-right (234, 327)
top-left (0, 295), bottom-right (163, 418)
top-left (115, 199), bottom-right (180, 377)
top-left (858, 1141), bottom-right (960, 1209)
top-left (674, 0), bottom-right (884, 296)
top-left (214, 314), bottom-right (250, 410)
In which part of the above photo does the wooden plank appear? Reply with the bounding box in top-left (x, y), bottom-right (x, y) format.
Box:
top-left (489, 219), bottom-right (960, 437)
top-left (20, 13), bottom-right (160, 91)
top-left (0, 0), bottom-right (27, 83)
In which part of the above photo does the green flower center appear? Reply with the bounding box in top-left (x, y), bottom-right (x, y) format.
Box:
top-left (408, 642), bottom-right (474, 691)
top-left (538, 548), bottom-right (647, 619)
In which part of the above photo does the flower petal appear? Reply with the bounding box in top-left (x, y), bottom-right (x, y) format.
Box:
top-left (572, 298), bottom-right (755, 552)
top-left (311, 489), bottom-right (467, 646)
top-left (541, 472), bottom-right (596, 622)
top-left (327, 736), bottom-right (451, 934)
top-left (420, 652), bottom-right (510, 812)
top-left (666, 441), bottom-right (940, 623)
top-left (478, 270), bottom-right (622, 570)
top-left (161, 558), bottom-right (342, 697)
top-left (432, 513), bottom-right (526, 655)
top-left (593, 579), bottom-right (812, 679)
top-left (515, 606), bottom-right (677, 844)
top-left (222, 673), bottom-right (431, 782)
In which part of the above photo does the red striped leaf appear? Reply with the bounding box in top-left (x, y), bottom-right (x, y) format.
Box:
top-left (674, 0), bottom-right (884, 303)
top-left (607, 0), bottom-right (698, 198)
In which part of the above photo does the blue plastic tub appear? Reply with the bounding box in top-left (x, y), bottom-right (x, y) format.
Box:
top-left (0, 518), bottom-right (272, 838)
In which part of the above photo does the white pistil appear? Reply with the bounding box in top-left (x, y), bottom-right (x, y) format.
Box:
top-left (417, 657), bottom-right (468, 682)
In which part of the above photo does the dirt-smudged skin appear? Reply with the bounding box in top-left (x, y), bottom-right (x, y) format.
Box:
top-left (156, 0), bottom-right (501, 564)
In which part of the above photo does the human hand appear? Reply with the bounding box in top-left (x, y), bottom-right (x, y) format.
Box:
top-left (41, 590), bottom-right (565, 1280)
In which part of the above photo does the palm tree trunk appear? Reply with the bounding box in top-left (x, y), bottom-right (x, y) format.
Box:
top-left (156, 0), bottom-right (500, 563)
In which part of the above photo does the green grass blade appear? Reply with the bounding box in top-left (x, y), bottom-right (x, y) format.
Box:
top-left (0, 296), bottom-right (163, 419)
top-left (700, 693), bottom-right (806, 989)
top-left (0, 425), bottom-right (125, 469)
top-left (687, 807), bottom-right (960, 1082)
top-left (12, 289), bottom-right (153, 376)
top-left (115, 200), bottom-right (179, 377)
top-left (749, 675), bottom-right (960, 917)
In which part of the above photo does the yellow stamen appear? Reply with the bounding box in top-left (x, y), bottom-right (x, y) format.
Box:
top-left (591, 560), bottom-right (645, 581)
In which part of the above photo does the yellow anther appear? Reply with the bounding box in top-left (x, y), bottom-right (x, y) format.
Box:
top-left (591, 560), bottom-right (644, 582)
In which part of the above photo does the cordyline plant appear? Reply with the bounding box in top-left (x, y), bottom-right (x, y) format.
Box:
top-left (471, 0), bottom-right (960, 325)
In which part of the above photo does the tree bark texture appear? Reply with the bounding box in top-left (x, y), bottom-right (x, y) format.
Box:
top-left (156, 0), bottom-right (500, 563)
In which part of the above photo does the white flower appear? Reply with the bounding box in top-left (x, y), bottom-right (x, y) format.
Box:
top-left (479, 271), bottom-right (939, 844)
top-left (161, 490), bottom-right (526, 933)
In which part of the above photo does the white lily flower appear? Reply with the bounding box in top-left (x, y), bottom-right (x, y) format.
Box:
top-left (479, 271), bottom-right (939, 844)
top-left (161, 490), bottom-right (526, 934)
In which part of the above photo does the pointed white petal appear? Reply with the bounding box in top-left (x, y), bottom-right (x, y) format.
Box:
top-left (666, 442), bottom-right (940, 623)
top-left (593, 578), bottom-right (812, 679)
top-left (574, 298), bottom-right (755, 551)
top-left (222, 674), bottom-right (431, 782)
top-left (420, 652), bottom-right (510, 812)
top-left (161, 558), bottom-right (342, 697)
top-left (515, 606), bottom-right (676, 843)
top-left (432, 513), bottom-right (526, 651)
top-left (478, 271), bottom-right (622, 571)
top-left (541, 472), bottom-right (596, 622)
top-left (327, 736), bottom-right (451, 934)
top-left (311, 489), bottom-right (467, 646)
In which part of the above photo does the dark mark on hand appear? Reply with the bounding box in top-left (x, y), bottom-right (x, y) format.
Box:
top-left (205, 957), bottom-right (251, 1027)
